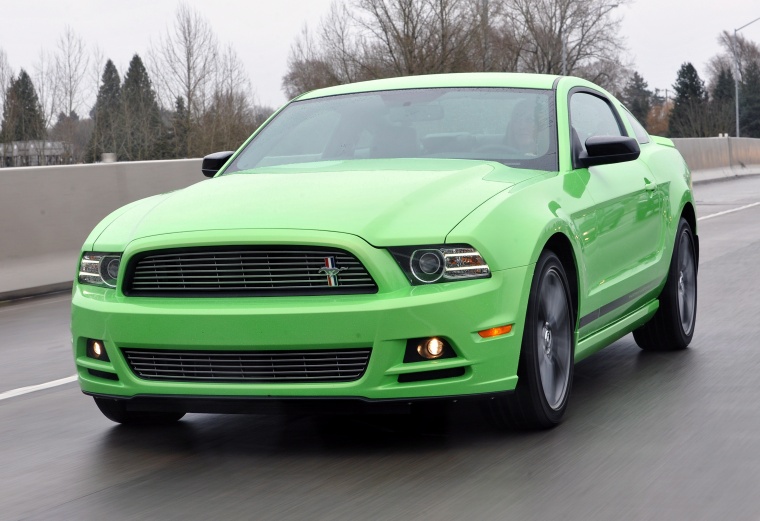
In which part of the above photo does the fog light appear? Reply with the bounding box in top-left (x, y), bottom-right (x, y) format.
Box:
top-left (86, 339), bottom-right (110, 361)
top-left (417, 337), bottom-right (445, 359)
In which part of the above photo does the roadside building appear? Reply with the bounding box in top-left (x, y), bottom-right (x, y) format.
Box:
top-left (0, 141), bottom-right (72, 167)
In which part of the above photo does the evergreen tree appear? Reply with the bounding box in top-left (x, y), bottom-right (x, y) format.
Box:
top-left (121, 54), bottom-right (163, 161)
top-left (86, 60), bottom-right (121, 162)
top-left (50, 111), bottom-right (80, 163)
top-left (620, 71), bottom-right (652, 127)
top-left (740, 61), bottom-right (760, 138)
top-left (168, 96), bottom-right (189, 158)
top-left (0, 69), bottom-right (46, 143)
top-left (711, 66), bottom-right (735, 136)
top-left (712, 67), bottom-right (735, 102)
top-left (668, 63), bottom-right (709, 137)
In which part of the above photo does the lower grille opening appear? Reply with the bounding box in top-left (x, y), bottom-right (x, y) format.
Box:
top-left (397, 367), bottom-right (465, 383)
top-left (88, 369), bottom-right (119, 381)
top-left (122, 348), bottom-right (372, 383)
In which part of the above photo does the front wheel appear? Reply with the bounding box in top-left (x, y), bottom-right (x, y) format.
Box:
top-left (484, 250), bottom-right (575, 429)
top-left (633, 218), bottom-right (697, 351)
top-left (94, 397), bottom-right (185, 425)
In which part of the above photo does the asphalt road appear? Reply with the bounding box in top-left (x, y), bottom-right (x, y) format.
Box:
top-left (2, 175), bottom-right (760, 520)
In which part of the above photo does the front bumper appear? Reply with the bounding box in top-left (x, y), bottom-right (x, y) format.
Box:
top-left (72, 231), bottom-right (533, 403)
top-left (84, 391), bottom-right (515, 415)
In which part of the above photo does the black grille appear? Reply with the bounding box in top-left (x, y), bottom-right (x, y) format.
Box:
top-left (124, 247), bottom-right (377, 297)
top-left (122, 348), bottom-right (372, 383)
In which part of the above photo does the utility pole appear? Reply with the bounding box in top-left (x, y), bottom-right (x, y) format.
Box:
top-left (732, 16), bottom-right (760, 138)
top-left (482, 0), bottom-right (489, 71)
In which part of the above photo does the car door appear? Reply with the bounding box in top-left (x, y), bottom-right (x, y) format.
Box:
top-left (569, 89), bottom-right (665, 333)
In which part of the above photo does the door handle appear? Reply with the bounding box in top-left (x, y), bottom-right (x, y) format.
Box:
top-left (644, 178), bottom-right (656, 192)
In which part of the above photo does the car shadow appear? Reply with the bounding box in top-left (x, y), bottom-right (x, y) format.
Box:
top-left (96, 334), bottom-right (700, 461)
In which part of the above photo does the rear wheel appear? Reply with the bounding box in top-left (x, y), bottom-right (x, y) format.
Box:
top-left (633, 218), bottom-right (697, 351)
top-left (94, 397), bottom-right (185, 425)
top-left (484, 251), bottom-right (574, 429)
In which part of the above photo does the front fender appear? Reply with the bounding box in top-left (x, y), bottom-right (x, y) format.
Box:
top-left (446, 171), bottom-right (590, 274)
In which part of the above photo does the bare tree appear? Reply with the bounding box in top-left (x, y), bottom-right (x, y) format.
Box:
top-left (89, 45), bottom-right (106, 109)
top-left (215, 44), bottom-right (250, 98)
top-left (669, 99), bottom-right (724, 137)
top-left (706, 31), bottom-right (760, 90)
top-left (348, 0), bottom-right (476, 77)
top-left (148, 2), bottom-right (219, 119)
top-left (196, 45), bottom-right (262, 153)
top-left (54, 26), bottom-right (89, 118)
top-left (148, 2), bottom-right (221, 156)
top-left (283, 0), bottom-right (630, 98)
top-left (0, 48), bottom-right (13, 161)
top-left (467, 0), bottom-right (525, 72)
top-left (506, 0), bottom-right (629, 88)
top-left (32, 49), bottom-right (59, 139)
top-left (0, 49), bottom-right (11, 121)
top-left (646, 97), bottom-right (671, 136)
top-left (30, 27), bottom-right (92, 163)
top-left (282, 0), bottom-right (479, 97)
top-left (283, 24), bottom-right (345, 99)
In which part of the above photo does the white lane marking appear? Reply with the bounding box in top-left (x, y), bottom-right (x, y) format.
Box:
top-left (698, 202), bottom-right (760, 221)
top-left (0, 375), bottom-right (77, 401)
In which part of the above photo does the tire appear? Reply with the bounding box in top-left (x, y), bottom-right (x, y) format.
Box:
top-left (93, 397), bottom-right (185, 425)
top-left (633, 218), bottom-right (697, 351)
top-left (484, 250), bottom-right (575, 429)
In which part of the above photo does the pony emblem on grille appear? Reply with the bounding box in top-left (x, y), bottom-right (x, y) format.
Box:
top-left (319, 256), bottom-right (348, 286)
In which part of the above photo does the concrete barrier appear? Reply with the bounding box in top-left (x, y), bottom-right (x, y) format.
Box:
top-left (0, 159), bottom-right (202, 299)
top-left (1, 138), bottom-right (759, 300)
top-left (673, 137), bottom-right (760, 182)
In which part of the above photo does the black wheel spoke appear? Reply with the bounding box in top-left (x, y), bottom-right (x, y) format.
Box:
top-left (676, 230), bottom-right (696, 335)
top-left (484, 252), bottom-right (576, 429)
top-left (633, 218), bottom-right (697, 352)
top-left (536, 268), bottom-right (572, 410)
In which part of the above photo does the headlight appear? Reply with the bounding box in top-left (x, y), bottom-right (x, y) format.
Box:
top-left (389, 245), bottom-right (490, 285)
top-left (78, 252), bottom-right (122, 288)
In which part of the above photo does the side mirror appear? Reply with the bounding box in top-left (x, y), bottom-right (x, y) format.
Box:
top-left (201, 151), bottom-right (234, 177)
top-left (578, 136), bottom-right (640, 168)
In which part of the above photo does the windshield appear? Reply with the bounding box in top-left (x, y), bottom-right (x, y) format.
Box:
top-left (224, 87), bottom-right (558, 173)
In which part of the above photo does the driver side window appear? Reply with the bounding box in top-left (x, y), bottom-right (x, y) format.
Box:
top-left (570, 92), bottom-right (623, 152)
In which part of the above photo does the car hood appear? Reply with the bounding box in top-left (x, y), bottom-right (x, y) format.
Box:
top-left (93, 159), bottom-right (543, 248)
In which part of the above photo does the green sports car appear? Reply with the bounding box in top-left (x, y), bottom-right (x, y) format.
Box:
top-left (72, 73), bottom-right (698, 429)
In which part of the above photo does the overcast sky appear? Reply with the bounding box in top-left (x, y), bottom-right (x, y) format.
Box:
top-left (1, 0), bottom-right (759, 111)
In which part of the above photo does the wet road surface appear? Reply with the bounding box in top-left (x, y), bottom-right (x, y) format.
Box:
top-left (2, 175), bottom-right (760, 520)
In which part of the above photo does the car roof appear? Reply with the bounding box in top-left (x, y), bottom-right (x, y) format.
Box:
top-left (296, 72), bottom-right (561, 101)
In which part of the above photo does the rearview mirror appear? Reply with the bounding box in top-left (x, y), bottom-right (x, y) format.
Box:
top-left (201, 151), bottom-right (234, 177)
top-left (388, 104), bottom-right (444, 123)
top-left (578, 136), bottom-right (640, 168)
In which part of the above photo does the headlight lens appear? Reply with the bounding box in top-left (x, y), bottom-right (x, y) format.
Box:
top-left (78, 253), bottom-right (122, 288)
top-left (390, 245), bottom-right (490, 285)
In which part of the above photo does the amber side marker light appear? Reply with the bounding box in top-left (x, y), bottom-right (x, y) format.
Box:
top-left (478, 325), bottom-right (513, 338)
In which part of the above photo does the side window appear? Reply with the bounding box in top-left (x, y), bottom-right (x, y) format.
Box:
top-left (623, 109), bottom-right (650, 144)
top-left (570, 92), bottom-right (623, 151)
